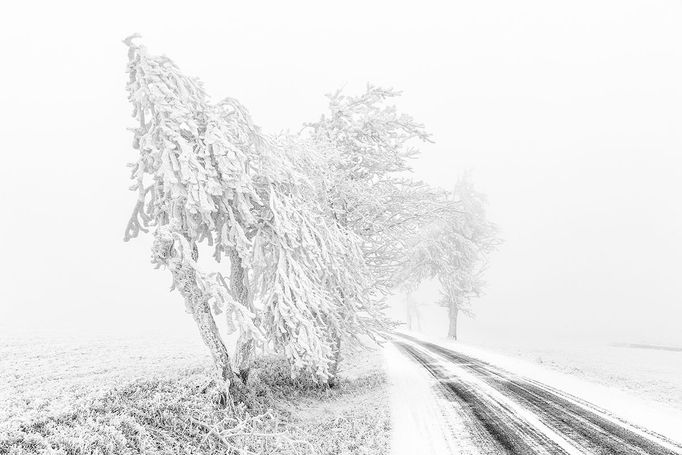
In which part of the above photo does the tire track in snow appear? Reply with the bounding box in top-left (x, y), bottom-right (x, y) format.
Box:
top-left (394, 334), bottom-right (682, 455)
top-left (396, 341), bottom-right (575, 454)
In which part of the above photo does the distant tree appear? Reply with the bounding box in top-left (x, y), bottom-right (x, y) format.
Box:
top-left (404, 288), bottom-right (422, 331)
top-left (400, 174), bottom-right (498, 339)
top-left (442, 174), bottom-right (498, 339)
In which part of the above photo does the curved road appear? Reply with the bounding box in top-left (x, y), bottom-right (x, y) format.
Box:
top-left (393, 334), bottom-right (682, 455)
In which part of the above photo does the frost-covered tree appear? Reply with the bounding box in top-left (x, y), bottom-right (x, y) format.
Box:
top-left (246, 135), bottom-right (378, 381)
top-left (303, 87), bottom-right (451, 379)
top-left (440, 174), bottom-right (498, 339)
top-left (123, 35), bottom-right (267, 401)
top-left (400, 174), bottom-right (498, 339)
top-left (404, 289), bottom-right (422, 331)
top-left (122, 38), bottom-right (392, 394)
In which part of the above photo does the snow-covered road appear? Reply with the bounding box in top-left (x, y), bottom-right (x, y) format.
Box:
top-left (388, 333), bottom-right (682, 455)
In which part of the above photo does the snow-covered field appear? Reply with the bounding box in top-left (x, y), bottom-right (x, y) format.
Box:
top-left (0, 331), bottom-right (390, 454)
top-left (460, 336), bottom-right (682, 413)
top-left (0, 331), bottom-right (211, 428)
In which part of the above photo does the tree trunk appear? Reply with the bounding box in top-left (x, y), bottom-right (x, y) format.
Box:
top-left (191, 297), bottom-right (233, 377)
top-left (172, 260), bottom-right (238, 405)
top-left (405, 291), bottom-right (414, 330)
top-left (235, 337), bottom-right (255, 383)
top-left (327, 330), bottom-right (342, 387)
top-left (327, 207), bottom-right (347, 387)
top-left (448, 303), bottom-right (459, 340)
top-left (230, 250), bottom-right (255, 382)
top-left (152, 229), bottom-right (243, 405)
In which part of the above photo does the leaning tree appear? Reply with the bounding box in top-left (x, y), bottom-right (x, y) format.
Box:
top-left (123, 37), bottom-right (402, 398)
top-left (123, 36), bottom-right (270, 401)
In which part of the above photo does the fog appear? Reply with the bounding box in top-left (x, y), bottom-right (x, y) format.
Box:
top-left (1, 1), bottom-right (681, 346)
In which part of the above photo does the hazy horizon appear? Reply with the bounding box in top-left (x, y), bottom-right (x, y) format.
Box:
top-left (1, 0), bottom-right (681, 346)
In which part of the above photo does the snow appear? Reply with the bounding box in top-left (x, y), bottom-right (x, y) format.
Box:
top-left (399, 339), bottom-right (588, 455)
top-left (384, 342), bottom-right (466, 454)
top-left (400, 330), bottom-right (682, 446)
top-left (463, 336), bottom-right (682, 412)
top-left (0, 332), bottom-right (210, 427)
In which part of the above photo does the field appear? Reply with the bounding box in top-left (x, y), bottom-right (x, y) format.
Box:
top-left (463, 337), bottom-right (682, 413)
top-left (0, 332), bottom-right (389, 455)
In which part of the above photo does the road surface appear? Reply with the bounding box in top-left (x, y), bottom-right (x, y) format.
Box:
top-left (393, 333), bottom-right (682, 455)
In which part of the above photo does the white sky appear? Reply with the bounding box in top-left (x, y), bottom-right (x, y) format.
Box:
top-left (1, 0), bottom-right (681, 344)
